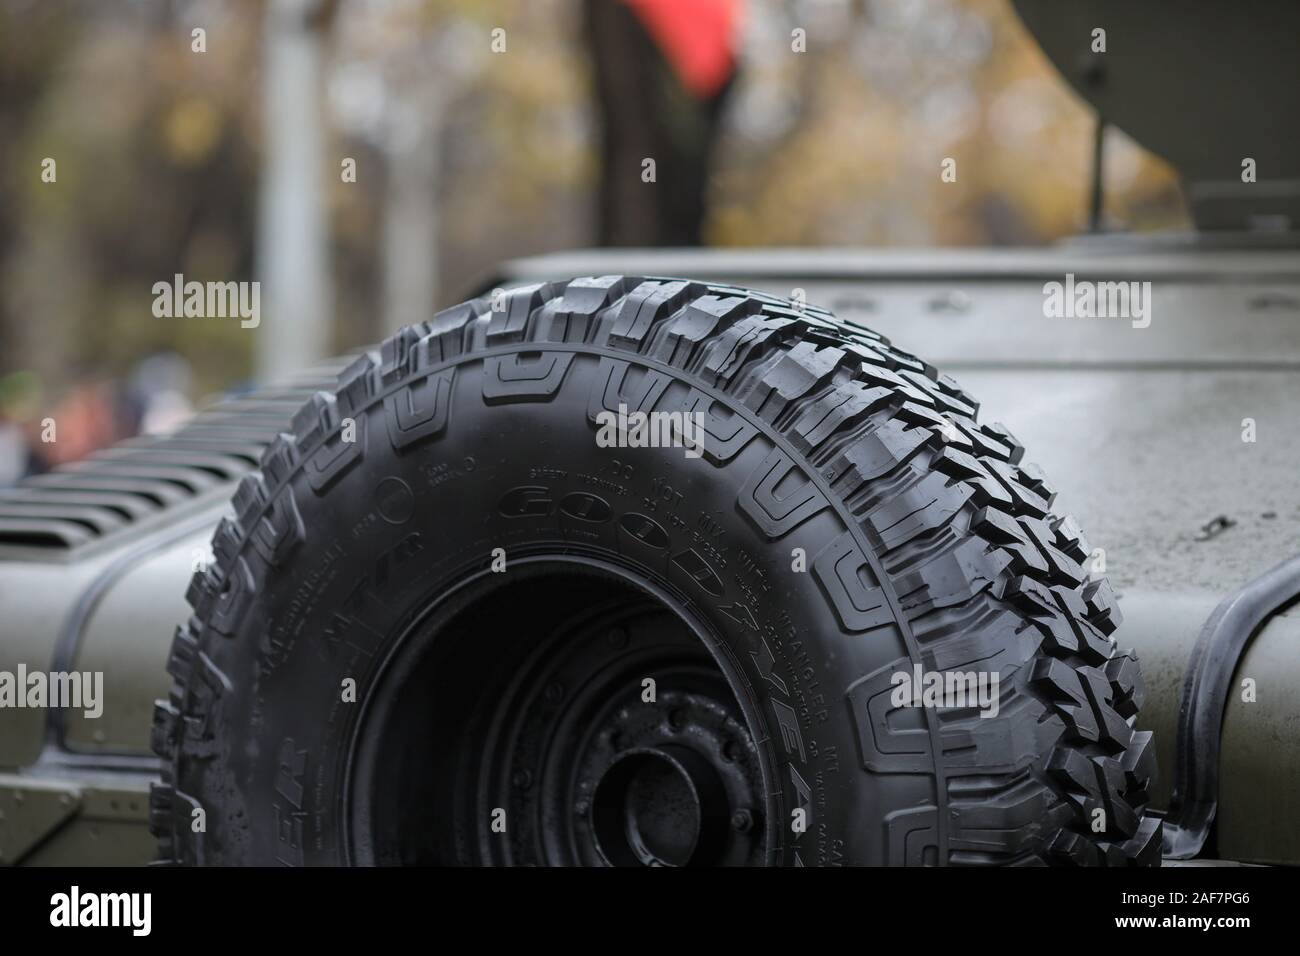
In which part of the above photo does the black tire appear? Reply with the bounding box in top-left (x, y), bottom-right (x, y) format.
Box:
top-left (151, 276), bottom-right (1161, 866)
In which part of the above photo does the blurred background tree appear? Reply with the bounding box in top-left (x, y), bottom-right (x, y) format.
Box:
top-left (0, 0), bottom-right (1186, 410)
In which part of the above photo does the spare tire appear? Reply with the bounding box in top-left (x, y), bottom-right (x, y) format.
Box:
top-left (150, 276), bottom-right (1161, 866)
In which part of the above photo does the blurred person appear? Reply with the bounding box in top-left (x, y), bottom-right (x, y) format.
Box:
top-left (585, 0), bottom-right (742, 246)
top-left (129, 352), bottom-right (195, 436)
top-left (23, 381), bottom-right (126, 473)
top-left (0, 371), bottom-right (41, 486)
top-left (0, 409), bottom-right (27, 488)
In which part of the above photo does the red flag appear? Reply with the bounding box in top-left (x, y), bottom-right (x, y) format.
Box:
top-left (623, 0), bottom-right (741, 99)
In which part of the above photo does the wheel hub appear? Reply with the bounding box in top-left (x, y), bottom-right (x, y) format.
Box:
top-left (349, 563), bottom-right (770, 866)
top-left (593, 747), bottom-right (710, 866)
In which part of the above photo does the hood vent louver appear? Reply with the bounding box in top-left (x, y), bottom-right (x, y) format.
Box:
top-left (0, 365), bottom-right (348, 554)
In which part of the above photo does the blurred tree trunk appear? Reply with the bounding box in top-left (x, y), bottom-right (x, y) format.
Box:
top-left (381, 114), bottom-right (439, 334)
top-left (375, 19), bottom-right (488, 334)
top-left (380, 84), bottom-right (443, 335)
top-left (584, 0), bottom-right (736, 247)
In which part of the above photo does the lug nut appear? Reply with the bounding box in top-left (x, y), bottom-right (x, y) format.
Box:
top-left (731, 809), bottom-right (754, 833)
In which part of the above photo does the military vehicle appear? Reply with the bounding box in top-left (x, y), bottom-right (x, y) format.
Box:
top-left (0, 0), bottom-right (1297, 866)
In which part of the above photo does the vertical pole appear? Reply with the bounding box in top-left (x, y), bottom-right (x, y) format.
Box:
top-left (256, 0), bottom-right (333, 382)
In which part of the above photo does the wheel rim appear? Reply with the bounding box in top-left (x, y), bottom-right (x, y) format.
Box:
top-left (347, 559), bottom-right (771, 866)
